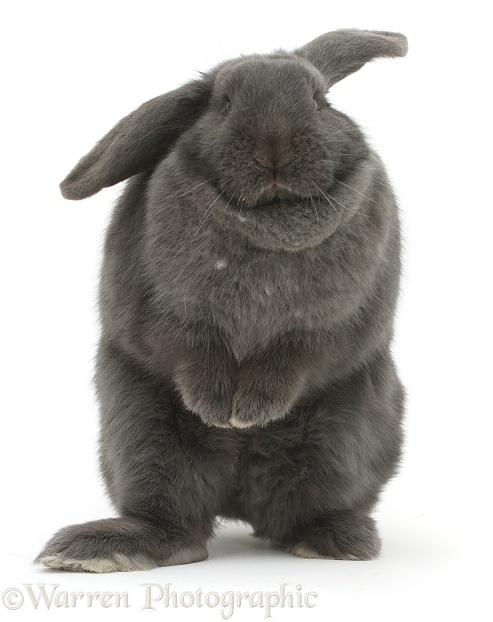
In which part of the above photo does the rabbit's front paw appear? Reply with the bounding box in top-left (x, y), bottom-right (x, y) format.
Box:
top-left (181, 386), bottom-right (233, 428)
top-left (230, 379), bottom-right (297, 428)
top-left (229, 354), bottom-right (308, 428)
top-left (175, 364), bottom-right (234, 428)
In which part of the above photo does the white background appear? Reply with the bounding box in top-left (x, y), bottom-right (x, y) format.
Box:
top-left (1, 1), bottom-right (492, 620)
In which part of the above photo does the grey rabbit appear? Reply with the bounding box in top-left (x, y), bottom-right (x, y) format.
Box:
top-left (35, 29), bottom-right (408, 572)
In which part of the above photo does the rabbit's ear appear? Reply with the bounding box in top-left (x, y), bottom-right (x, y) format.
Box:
top-left (296, 29), bottom-right (407, 89)
top-left (60, 78), bottom-right (212, 200)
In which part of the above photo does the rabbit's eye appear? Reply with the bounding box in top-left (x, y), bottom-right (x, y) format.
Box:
top-left (313, 96), bottom-right (323, 112)
top-left (223, 98), bottom-right (232, 115)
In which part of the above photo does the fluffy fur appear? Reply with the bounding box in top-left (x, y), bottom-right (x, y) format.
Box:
top-left (36, 29), bottom-right (407, 572)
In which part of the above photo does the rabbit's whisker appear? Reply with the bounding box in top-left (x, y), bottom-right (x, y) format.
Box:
top-left (191, 183), bottom-right (231, 241)
top-left (178, 178), bottom-right (213, 198)
top-left (329, 164), bottom-right (391, 191)
top-left (324, 124), bottom-right (356, 137)
top-left (308, 189), bottom-right (319, 223)
top-left (335, 179), bottom-right (379, 205)
top-left (223, 193), bottom-right (235, 214)
top-left (313, 182), bottom-right (365, 217)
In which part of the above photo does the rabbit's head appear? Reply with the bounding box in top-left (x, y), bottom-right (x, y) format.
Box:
top-left (182, 55), bottom-right (353, 208)
top-left (61, 30), bottom-right (407, 250)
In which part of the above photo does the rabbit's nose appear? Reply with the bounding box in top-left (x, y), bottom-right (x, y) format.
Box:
top-left (255, 159), bottom-right (289, 188)
top-left (253, 153), bottom-right (281, 178)
top-left (253, 131), bottom-right (290, 167)
top-left (266, 171), bottom-right (290, 189)
top-left (266, 161), bottom-right (280, 180)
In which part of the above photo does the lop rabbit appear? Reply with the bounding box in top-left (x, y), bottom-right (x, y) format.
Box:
top-left (36, 29), bottom-right (407, 572)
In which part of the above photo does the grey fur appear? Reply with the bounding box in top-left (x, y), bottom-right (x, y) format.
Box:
top-left (35, 29), bottom-right (407, 572)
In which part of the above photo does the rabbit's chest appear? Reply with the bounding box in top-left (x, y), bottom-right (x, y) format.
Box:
top-left (159, 227), bottom-right (369, 360)
top-left (185, 255), bottom-right (324, 356)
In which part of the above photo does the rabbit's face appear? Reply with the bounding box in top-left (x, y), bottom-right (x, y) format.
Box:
top-left (204, 58), bottom-right (334, 208)
top-left (178, 55), bottom-right (370, 251)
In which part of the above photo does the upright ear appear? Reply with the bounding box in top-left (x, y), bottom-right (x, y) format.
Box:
top-left (295, 29), bottom-right (408, 89)
top-left (60, 78), bottom-right (212, 200)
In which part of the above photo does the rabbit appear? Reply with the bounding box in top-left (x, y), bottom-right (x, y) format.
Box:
top-left (35, 29), bottom-right (408, 572)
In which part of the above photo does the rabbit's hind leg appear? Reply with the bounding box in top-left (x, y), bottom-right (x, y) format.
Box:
top-left (35, 517), bottom-right (208, 572)
top-left (35, 338), bottom-right (236, 573)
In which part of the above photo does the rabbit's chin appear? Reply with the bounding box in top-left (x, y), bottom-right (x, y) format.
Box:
top-left (211, 197), bottom-right (345, 252)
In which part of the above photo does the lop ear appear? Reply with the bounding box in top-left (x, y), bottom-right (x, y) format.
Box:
top-left (296, 29), bottom-right (408, 89)
top-left (60, 78), bottom-right (212, 200)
